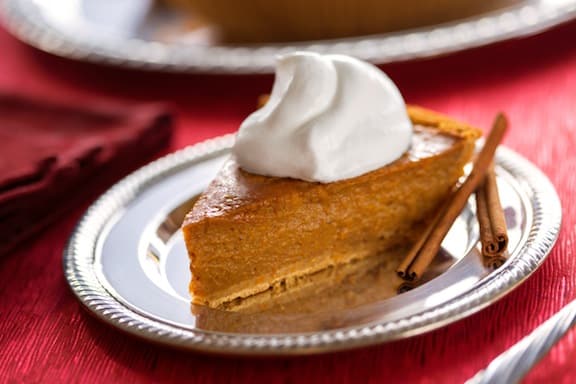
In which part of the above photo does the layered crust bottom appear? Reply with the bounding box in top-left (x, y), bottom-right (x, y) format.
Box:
top-left (192, 236), bottom-right (416, 310)
top-left (192, 249), bottom-right (409, 333)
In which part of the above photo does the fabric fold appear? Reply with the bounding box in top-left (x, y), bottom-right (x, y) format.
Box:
top-left (0, 93), bottom-right (173, 255)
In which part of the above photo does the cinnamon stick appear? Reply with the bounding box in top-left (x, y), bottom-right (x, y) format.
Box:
top-left (396, 113), bottom-right (508, 281)
top-left (483, 255), bottom-right (507, 270)
top-left (396, 201), bottom-right (447, 279)
top-left (476, 164), bottom-right (508, 262)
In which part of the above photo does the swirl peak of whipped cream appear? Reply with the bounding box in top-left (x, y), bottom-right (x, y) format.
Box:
top-left (233, 52), bottom-right (412, 183)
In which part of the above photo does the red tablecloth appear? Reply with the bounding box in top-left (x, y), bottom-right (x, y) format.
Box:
top-left (1, 20), bottom-right (576, 383)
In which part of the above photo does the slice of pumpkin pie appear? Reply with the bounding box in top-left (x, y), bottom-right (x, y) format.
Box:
top-left (182, 53), bottom-right (481, 309)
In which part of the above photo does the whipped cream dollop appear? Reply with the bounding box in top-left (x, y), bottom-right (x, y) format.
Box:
top-left (233, 52), bottom-right (412, 183)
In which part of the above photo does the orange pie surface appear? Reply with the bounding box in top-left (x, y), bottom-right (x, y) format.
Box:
top-left (182, 106), bottom-right (481, 309)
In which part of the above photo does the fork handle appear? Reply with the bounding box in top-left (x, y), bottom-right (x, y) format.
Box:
top-left (466, 298), bottom-right (576, 384)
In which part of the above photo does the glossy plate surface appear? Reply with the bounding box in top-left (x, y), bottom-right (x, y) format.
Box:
top-left (63, 135), bottom-right (561, 355)
top-left (1, 0), bottom-right (576, 73)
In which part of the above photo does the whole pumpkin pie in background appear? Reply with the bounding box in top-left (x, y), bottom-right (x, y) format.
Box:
top-left (164, 0), bottom-right (517, 43)
top-left (182, 52), bottom-right (481, 310)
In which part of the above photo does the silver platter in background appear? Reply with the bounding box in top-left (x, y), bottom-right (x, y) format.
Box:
top-left (0, 0), bottom-right (576, 74)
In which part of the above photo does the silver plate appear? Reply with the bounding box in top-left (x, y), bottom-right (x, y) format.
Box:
top-left (1, 0), bottom-right (576, 74)
top-left (64, 134), bottom-right (561, 355)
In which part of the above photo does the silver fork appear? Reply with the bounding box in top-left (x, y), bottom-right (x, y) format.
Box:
top-left (466, 298), bottom-right (576, 383)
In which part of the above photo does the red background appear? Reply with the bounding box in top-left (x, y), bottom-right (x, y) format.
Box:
top-left (1, 19), bottom-right (576, 383)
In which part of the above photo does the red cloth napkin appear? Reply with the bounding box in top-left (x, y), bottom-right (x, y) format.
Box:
top-left (0, 92), bottom-right (172, 255)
